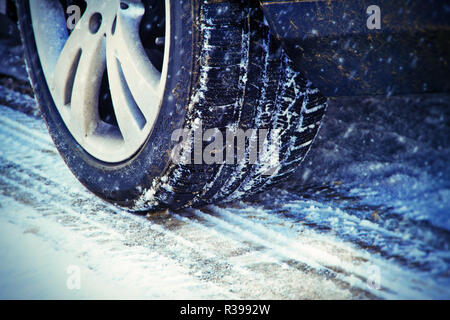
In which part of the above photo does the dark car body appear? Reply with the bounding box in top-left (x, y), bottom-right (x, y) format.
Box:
top-left (261, 0), bottom-right (450, 96)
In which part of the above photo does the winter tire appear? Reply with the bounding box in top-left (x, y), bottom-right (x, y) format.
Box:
top-left (17, 0), bottom-right (327, 211)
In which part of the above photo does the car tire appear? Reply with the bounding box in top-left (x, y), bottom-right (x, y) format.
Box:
top-left (17, 0), bottom-right (327, 212)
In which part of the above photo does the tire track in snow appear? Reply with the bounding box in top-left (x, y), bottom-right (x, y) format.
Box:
top-left (0, 105), bottom-right (353, 298)
top-left (0, 104), bottom-right (447, 299)
top-left (203, 205), bottom-right (447, 299)
top-left (0, 158), bottom-right (351, 299)
top-left (0, 167), bottom-right (243, 298)
top-left (0, 193), bottom-right (230, 299)
top-left (190, 207), bottom-right (401, 298)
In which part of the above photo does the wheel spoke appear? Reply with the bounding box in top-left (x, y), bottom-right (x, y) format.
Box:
top-left (107, 1), bottom-right (162, 125)
top-left (51, 5), bottom-right (106, 138)
top-left (70, 38), bottom-right (106, 138)
top-left (106, 50), bottom-right (146, 143)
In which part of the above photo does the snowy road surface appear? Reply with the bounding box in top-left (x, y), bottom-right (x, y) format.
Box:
top-left (0, 43), bottom-right (449, 299)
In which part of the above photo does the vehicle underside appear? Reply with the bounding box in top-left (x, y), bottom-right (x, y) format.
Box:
top-left (261, 0), bottom-right (450, 96)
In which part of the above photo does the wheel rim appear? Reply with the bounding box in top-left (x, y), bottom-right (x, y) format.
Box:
top-left (30, 0), bottom-right (170, 163)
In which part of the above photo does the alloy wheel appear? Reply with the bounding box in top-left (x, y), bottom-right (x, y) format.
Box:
top-left (30, 0), bottom-right (169, 162)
